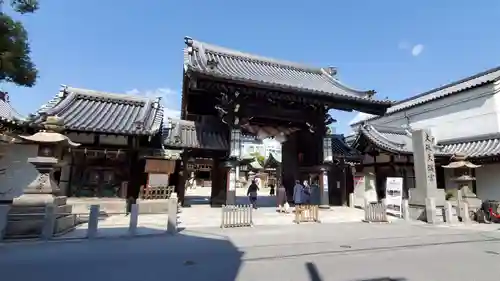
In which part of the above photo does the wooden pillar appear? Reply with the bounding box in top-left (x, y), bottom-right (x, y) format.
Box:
top-left (210, 157), bottom-right (225, 207)
top-left (339, 158), bottom-right (347, 206)
top-left (67, 152), bottom-right (75, 197)
top-left (282, 133), bottom-right (299, 201)
top-left (178, 153), bottom-right (188, 206)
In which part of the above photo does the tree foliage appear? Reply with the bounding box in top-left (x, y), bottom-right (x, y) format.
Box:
top-left (0, 0), bottom-right (39, 87)
top-left (250, 152), bottom-right (265, 167)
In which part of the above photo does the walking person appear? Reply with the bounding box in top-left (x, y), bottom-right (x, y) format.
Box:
top-left (276, 184), bottom-right (287, 213)
top-left (293, 180), bottom-right (304, 206)
top-left (303, 180), bottom-right (312, 204)
top-left (247, 179), bottom-right (259, 209)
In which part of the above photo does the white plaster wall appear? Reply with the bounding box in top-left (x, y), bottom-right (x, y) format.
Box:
top-left (353, 83), bottom-right (500, 142)
top-left (0, 144), bottom-right (38, 200)
top-left (475, 163), bottom-right (500, 201)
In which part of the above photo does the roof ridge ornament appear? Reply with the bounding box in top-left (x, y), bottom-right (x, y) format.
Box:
top-left (325, 67), bottom-right (337, 77)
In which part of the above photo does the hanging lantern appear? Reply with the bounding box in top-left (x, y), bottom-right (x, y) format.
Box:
top-left (323, 136), bottom-right (333, 162)
top-left (230, 129), bottom-right (242, 158)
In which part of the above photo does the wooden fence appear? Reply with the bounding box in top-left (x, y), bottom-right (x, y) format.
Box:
top-left (364, 202), bottom-right (388, 223)
top-left (294, 205), bottom-right (320, 224)
top-left (220, 205), bottom-right (253, 228)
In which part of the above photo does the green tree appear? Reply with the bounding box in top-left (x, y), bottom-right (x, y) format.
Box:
top-left (0, 0), bottom-right (39, 87)
top-left (250, 152), bottom-right (265, 167)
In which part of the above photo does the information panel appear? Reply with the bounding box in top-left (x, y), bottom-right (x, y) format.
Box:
top-left (385, 177), bottom-right (403, 218)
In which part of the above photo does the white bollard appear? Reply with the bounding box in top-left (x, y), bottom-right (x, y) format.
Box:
top-left (0, 204), bottom-right (10, 241)
top-left (462, 202), bottom-right (471, 223)
top-left (425, 197), bottom-right (437, 224)
top-left (41, 204), bottom-right (56, 240)
top-left (167, 193), bottom-right (178, 234)
top-left (128, 204), bottom-right (139, 236)
top-left (444, 201), bottom-right (453, 224)
top-left (348, 193), bottom-right (354, 208)
top-left (87, 204), bottom-right (100, 239)
top-left (402, 199), bottom-right (410, 221)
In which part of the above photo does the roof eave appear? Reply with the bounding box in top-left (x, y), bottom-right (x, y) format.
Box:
top-left (351, 75), bottom-right (499, 126)
top-left (185, 68), bottom-right (392, 110)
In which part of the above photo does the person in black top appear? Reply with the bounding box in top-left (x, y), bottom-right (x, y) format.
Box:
top-left (247, 180), bottom-right (259, 209)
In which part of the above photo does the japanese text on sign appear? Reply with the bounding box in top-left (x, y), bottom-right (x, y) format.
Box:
top-left (424, 131), bottom-right (436, 183)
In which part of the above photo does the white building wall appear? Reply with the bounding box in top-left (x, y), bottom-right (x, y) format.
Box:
top-left (475, 164), bottom-right (500, 201)
top-left (351, 81), bottom-right (500, 202)
top-left (352, 83), bottom-right (500, 142)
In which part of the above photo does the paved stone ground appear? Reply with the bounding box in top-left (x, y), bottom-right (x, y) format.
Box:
top-left (60, 187), bottom-right (398, 238)
top-left (2, 222), bottom-right (500, 281)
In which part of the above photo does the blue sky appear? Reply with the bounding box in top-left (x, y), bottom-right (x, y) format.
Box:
top-left (3, 1), bottom-right (500, 133)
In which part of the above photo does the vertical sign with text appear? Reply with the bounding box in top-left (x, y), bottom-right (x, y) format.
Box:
top-left (385, 177), bottom-right (403, 218)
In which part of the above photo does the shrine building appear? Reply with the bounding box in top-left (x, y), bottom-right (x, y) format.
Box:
top-left (349, 66), bottom-right (500, 203)
top-left (162, 36), bottom-right (393, 207)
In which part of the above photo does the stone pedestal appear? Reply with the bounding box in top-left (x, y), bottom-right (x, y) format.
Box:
top-left (459, 185), bottom-right (482, 210)
top-left (4, 157), bottom-right (75, 238)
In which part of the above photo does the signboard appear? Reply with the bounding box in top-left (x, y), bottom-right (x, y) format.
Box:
top-left (322, 174), bottom-right (329, 191)
top-left (228, 171), bottom-right (236, 191)
top-left (385, 177), bottom-right (403, 218)
top-left (148, 174), bottom-right (169, 187)
top-left (423, 130), bottom-right (437, 189)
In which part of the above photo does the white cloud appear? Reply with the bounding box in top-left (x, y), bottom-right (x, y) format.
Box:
top-left (126, 87), bottom-right (178, 98)
top-left (411, 44), bottom-right (424, 56)
top-left (163, 108), bottom-right (181, 119)
top-left (397, 41), bottom-right (425, 57)
top-left (126, 87), bottom-right (181, 121)
top-left (348, 112), bottom-right (375, 126)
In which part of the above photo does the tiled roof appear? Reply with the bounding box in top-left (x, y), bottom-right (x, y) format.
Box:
top-left (33, 86), bottom-right (163, 135)
top-left (183, 37), bottom-right (392, 109)
top-left (352, 66), bottom-right (500, 125)
top-left (331, 134), bottom-right (360, 158)
top-left (440, 136), bottom-right (500, 159)
top-left (352, 124), bottom-right (500, 159)
top-left (0, 93), bottom-right (25, 124)
top-left (264, 152), bottom-right (281, 168)
top-left (163, 118), bottom-right (228, 151)
top-left (354, 124), bottom-right (449, 156)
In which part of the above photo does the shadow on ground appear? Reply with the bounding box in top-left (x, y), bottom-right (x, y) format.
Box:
top-left (306, 262), bottom-right (407, 281)
top-left (1, 226), bottom-right (244, 281)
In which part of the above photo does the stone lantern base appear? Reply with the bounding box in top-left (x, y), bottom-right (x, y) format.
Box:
top-left (4, 157), bottom-right (75, 238)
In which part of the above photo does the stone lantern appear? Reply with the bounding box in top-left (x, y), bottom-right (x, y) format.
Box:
top-left (442, 153), bottom-right (482, 213)
top-left (6, 116), bottom-right (80, 237)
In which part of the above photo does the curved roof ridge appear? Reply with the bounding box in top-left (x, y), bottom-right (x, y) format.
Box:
top-left (31, 85), bottom-right (163, 135)
top-left (319, 68), bottom-right (374, 96)
top-left (363, 124), bottom-right (406, 146)
top-left (186, 37), bottom-right (321, 73)
top-left (370, 124), bottom-right (410, 135)
top-left (351, 66), bottom-right (500, 125)
top-left (0, 98), bottom-right (27, 122)
top-left (64, 86), bottom-right (154, 103)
